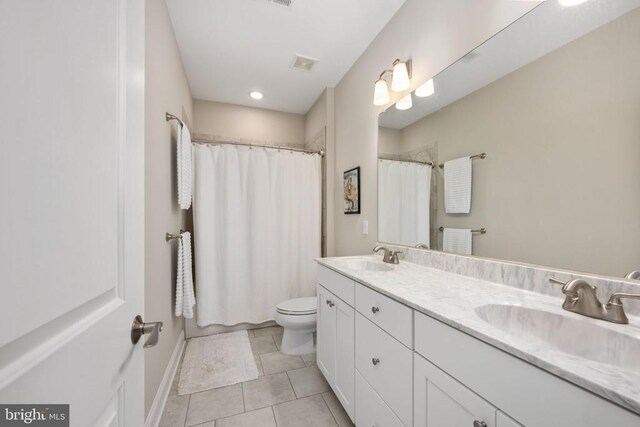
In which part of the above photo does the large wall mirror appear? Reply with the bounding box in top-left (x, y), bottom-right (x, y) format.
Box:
top-left (377, 0), bottom-right (640, 278)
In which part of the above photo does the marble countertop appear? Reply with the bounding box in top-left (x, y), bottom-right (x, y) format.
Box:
top-left (316, 255), bottom-right (640, 415)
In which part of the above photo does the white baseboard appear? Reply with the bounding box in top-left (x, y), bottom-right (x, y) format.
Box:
top-left (145, 330), bottom-right (185, 427)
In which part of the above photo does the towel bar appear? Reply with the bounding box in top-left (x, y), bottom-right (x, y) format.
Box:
top-left (166, 230), bottom-right (186, 242)
top-left (438, 227), bottom-right (486, 234)
top-left (165, 112), bottom-right (183, 126)
top-left (438, 153), bottom-right (486, 169)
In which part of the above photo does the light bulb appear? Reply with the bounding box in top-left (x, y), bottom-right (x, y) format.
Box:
top-left (395, 93), bottom-right (413, 110)
top-left (415, 79), bottom-right (435, 97)
top-left (373, 79), bottom-right (390, 106)
top-left (249, 91), bottom-right (263, 100)
top-left (391, 61), bottom-right (410, 92)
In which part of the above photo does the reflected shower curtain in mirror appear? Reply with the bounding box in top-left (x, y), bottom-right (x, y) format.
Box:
top-left (193, 145), bottom-right (322, 326)
top-left (378, 159), bottom-right (431, 247)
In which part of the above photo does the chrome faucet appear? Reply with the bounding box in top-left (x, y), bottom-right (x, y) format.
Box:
top-left (373, 245), bottom-right (402, 264)
top-left (415, 243), bottom-right (429, 249)
top-left (549, 277), bottom-right (640, 324)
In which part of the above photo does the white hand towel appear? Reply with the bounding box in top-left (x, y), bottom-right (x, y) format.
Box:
top-left (444, 156), bottom-right (472, 213)
top-left (442, 228), bottom-right (472, 255)
top-left (177, 123), bottom-right (193, 210)
top-left (175, 231), bottom-right (196, 318)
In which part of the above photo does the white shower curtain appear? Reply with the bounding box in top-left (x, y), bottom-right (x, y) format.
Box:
top-left (193, 144), bottom-right (322, 326)
top-left (378, 159), bottom-right (431, 247)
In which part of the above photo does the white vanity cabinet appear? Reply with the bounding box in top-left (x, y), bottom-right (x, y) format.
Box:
top-left (317, 263), bottom-right (640, 427)
top-left (316, 266), bottom-right (356, 422)
top-left (414, 353), bottom-right (497, 427)
top-left (414, 311), bottom-right (640, 427)
top-left (497, 412), bottom-right (523, 427)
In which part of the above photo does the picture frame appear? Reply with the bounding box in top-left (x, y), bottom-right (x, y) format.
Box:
top-left (343, 166), bottom-right (361, 214)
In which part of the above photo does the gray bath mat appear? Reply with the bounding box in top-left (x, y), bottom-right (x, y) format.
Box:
top-left (178, 330), bottom-right (258, 395)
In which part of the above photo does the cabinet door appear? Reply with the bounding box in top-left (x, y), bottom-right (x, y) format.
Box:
top-left (334, 297), bottom-right (355, 421)
top-left (317, 285), bottom-right (336, 383)
top-left (414, 353), bottom-right (496, 427)
top-left (497, 411), bottom-right (522, 427)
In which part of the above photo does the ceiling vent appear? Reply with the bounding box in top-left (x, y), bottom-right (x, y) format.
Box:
top-left (262, 0), bottom-right (293, 8)
top-left (460, 51), bottom-right (480, 63)
top-left (291, 54), bottom-right (318, 72)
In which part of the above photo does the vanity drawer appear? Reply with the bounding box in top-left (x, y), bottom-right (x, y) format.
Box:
top-left (317, 265), bottom-right (354, 306)
top-left (355, 312), bottom-right (412, 426)
top-left (355, 370), bottom-right (404, 427)
top-left (355, 283), bottom-right (413, 348)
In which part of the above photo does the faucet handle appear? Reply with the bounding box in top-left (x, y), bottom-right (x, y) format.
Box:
top-left (548, 277), bottom-right (568, 286)
top-left (549, 276), bottom-right (597, 289)
top-left (607, 292), bottom-right (640, 306)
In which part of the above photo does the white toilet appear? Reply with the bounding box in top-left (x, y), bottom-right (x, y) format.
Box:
top-left (274, 297), bottom-right (317, 355)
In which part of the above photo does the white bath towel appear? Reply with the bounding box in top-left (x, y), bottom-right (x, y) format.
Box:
top-left (177, 122), bottom-right (192, 210)
top-left (444, 156), bottom-right (472, 213)
top-left (175, 231), bottom-right (195, 318)
top-left (442, 228), bottom-right (472, 255)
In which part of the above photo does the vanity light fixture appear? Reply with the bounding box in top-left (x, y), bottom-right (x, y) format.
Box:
top-left (373, 78), bottom-right (391, 106)
top-left (391, 59), bottom-right (411, 92)
top-left (415, 78), bottom-right (435, 97)
top-left (249, 91), bottom-right (264, 100)
top-left (373, 58), bottom-right (412, 106)
top-left (395, 93), bottom-right (413, 110)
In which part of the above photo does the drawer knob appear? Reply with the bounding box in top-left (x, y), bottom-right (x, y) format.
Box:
top-left (473, 421), bottom-right (487, 427)
top-left (328, 300), bottom-right (335, 307)
top-left (372, 357), bottom-right (380, 366)
top-left (325, 299), bottom-right (330, 305)
top-left (371, 306), bottom-right (380, 314)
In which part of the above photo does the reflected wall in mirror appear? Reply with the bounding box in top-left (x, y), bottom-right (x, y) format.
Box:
top-left (377, 0), bottom-right (640, 278)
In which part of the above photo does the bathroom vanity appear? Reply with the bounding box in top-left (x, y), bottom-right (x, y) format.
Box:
top-left (315, 255), bottom-right (640, 427)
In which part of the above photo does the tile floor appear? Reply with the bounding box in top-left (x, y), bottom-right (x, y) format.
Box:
top-left (160, 326), bottom-right (354, 427)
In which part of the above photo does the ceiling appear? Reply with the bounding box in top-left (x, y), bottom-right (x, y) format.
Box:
top-left (166, 0), bottom-right (406, 114)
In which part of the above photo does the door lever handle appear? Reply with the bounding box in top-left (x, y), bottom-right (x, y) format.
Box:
top-left (131, 315), bottom-right (164, 348)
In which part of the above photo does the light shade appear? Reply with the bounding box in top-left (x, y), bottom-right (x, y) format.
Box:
top-left (395, 93), bottom-right (413, 110)
top-left (415, 79), bottom-right (435, 97)
top-left (391, 61), bottom-right (410, 92)
top-left (373, 79), bottom-right (390, 106)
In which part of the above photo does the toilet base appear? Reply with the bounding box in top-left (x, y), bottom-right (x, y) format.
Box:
top-left (280, 329), bottom-right (316, 355)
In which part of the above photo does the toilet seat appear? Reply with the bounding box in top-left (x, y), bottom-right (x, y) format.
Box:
top-left (276, 297), bottom-right (317, 316)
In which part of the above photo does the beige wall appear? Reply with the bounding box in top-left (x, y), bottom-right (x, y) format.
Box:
top-left (378, 126), bottom-right (402, 156)
top-left (333, 0), bottom-right (540, 256)
top-left (193, 99), bottom-right (305, 144)
top-left (398, 8), bottom-right (640, 276)
top-left (305, 90), bottom-right (327, 142)
top-left (304, 89), bottom-right (338, 256)
top-left (144, 0), bottom-right (192, 416)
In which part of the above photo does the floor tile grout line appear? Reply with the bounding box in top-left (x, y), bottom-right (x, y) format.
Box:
top-left (284, 370), bottom-right (299, 399)
top-left (320, 392), bottom-right (341, 427)
top-left (271, 405), bottom-right (279, 427)
top-left (183, 394), bottom-right (191, 427)
top-left (241, 381), bottom-right (246, 413)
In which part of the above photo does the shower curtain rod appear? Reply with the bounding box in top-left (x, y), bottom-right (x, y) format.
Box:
top-left (378, 156), bottom-right (434, 167)
top-left (192, 138), bottom-right (325, 157)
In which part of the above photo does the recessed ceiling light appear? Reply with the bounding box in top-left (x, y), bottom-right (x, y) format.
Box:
top-left (250, 91), bottom-right (263, 100)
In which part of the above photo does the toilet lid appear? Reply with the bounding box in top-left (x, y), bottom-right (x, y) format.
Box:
top-left (276, 297), bottom-right (317, 315)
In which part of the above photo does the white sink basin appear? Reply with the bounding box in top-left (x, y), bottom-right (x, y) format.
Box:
top-left (334, 258), bottom-right (394, 272)
top-left (474, 304), bottom-right (640, 372)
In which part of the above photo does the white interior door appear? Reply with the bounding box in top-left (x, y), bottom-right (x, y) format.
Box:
top-left (0, 0), bottom-right (146, 426)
